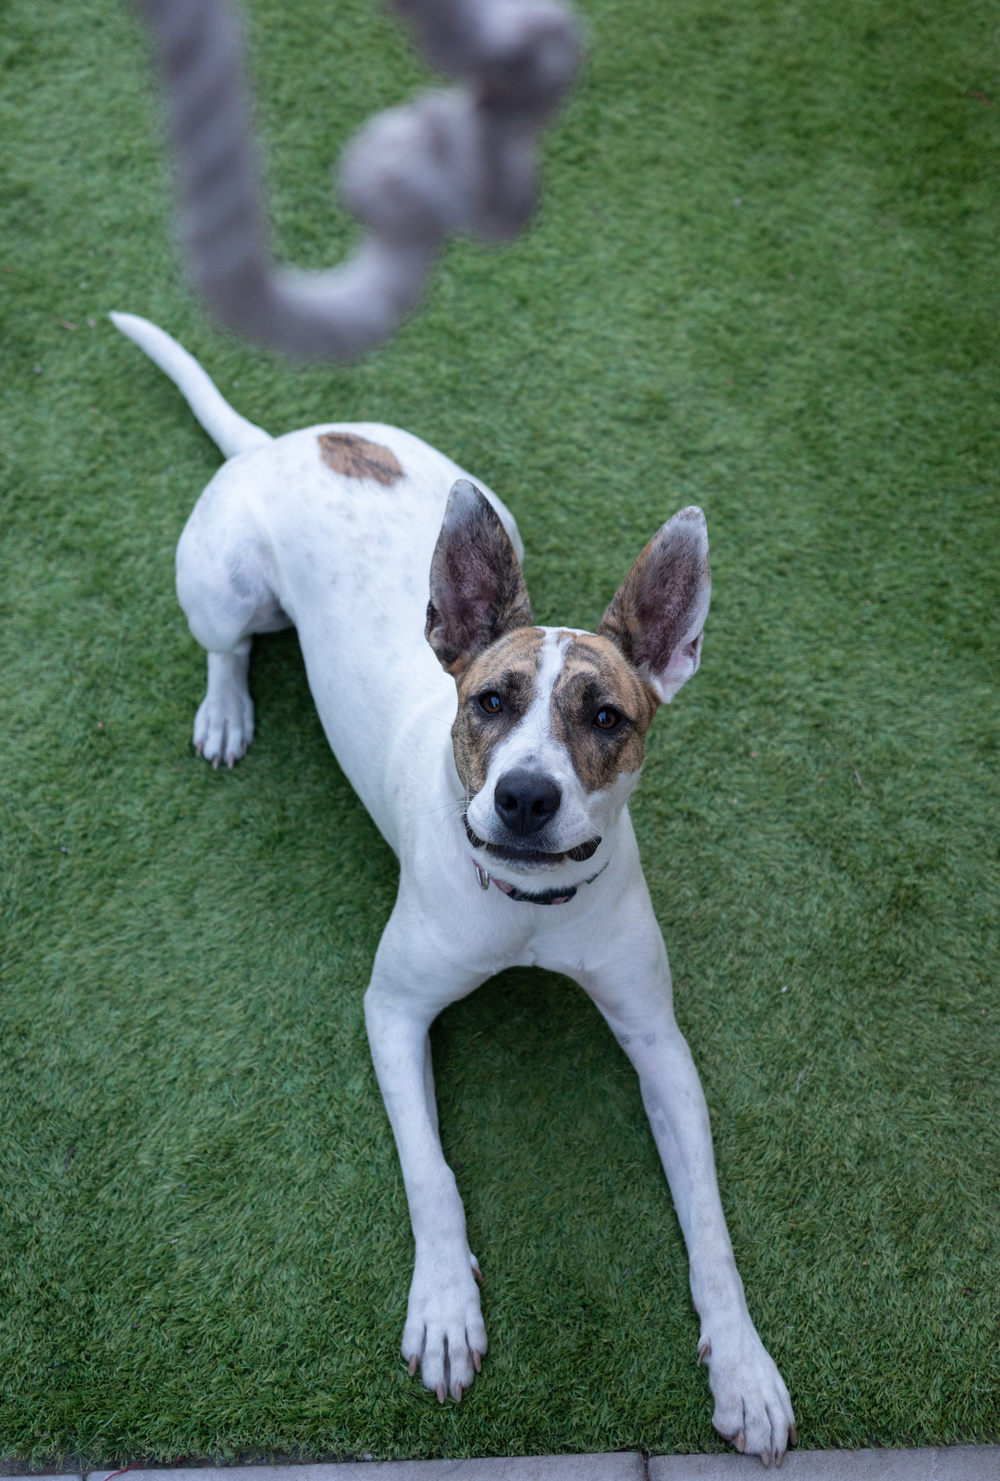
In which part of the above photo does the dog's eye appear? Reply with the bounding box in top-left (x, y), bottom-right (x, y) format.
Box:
top-left (479, 692), bottom-right (503, 715)
top-left (593, 706), bottom-right (621, 730)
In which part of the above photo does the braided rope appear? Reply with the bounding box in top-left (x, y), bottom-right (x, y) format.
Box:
top-left (138, 0), bottom-right (582, 359)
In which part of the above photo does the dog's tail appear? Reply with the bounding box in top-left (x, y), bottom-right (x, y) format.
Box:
top-left (109, 312), bottom-right (273, 459)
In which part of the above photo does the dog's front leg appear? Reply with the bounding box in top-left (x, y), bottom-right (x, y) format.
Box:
top-left (364, 928), bottom-right (486, 1402)
top-left (575, 917), bottom-right (795, 1467)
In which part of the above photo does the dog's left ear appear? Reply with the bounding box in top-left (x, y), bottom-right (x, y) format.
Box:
top-left (426, 479), bottom-right (532, 677)
top-left (597, 506), bottom-right (711, 704)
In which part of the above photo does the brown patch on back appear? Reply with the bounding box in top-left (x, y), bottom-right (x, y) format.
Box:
top-left (318, 432), bottom-right (403, 486)
top-left (550, 633), bottom-right (658, 793)
top-left (451, 629), bottom-right (545, 795)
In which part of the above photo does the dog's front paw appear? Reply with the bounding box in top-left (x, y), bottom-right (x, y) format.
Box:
top-left (193, 688), bottom-right (254, 769)
top-left (402, 1246), bottom-right (487, 1402)
top-left (699, 1319), bottom-right (795, 1467)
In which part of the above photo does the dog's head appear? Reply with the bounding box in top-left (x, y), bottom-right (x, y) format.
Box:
top-left (426, 480), bottom-right (710, 882)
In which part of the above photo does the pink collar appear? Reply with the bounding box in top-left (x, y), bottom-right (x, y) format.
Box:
top-left (473, 857), bottom-right (607, 905)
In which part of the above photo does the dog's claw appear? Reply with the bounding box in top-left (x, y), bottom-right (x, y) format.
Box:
top-left (789, 1424), bottom-right (798, 1447)
top-left (472, 1349), bottom-right (482, 1373)
top-left (775, 1449), bottom-right (784, 1469)
top-left (453, 1382), bottom-right (463, 1402)
top-left (408, 1354), bottom-right (418, 1377)
top-left (697, 1338), bottom-right (711, 1365)
top-left (192, 674), bottom-right (254, 769)
top-left (707, 1327), bottom-right (793, 1467)
top-left (435, 1382), bottom-right (446, 1404)
top-left (471, 1262), bottom-right (483, 1285)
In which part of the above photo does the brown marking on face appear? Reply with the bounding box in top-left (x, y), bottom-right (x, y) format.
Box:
top-left (317, 432), bottom-right (403, 486)
top-left (451, 628), bottom-right (545, 795)
top-left (550, 633), bottom-right (658, 792)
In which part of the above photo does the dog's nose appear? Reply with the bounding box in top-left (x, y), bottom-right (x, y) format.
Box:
top-left (494, 769), bottom-right (562, 836)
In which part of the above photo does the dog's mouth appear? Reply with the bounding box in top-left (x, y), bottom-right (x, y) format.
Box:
top-left (464, 819), bottom-right (601, 868)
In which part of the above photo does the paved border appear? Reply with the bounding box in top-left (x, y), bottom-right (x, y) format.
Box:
top-left (650, 1447), bottom-right (1000, 1477)
top-left (62, 1463), bottom-right (646, 1481)
top-left (5, 1451), bottom-right (999, 1481)
top-left (87, 1466), bottom-right (644, 1481)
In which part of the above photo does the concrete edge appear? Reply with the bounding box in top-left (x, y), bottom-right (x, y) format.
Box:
top-left (3, 1448), bottom-right (999, 1481)
top-left (650, 1443), bottom-right (1000, 1476)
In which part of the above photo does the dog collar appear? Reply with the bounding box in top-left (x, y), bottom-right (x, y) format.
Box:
top-left (473, 857), bottom-right (608, 905)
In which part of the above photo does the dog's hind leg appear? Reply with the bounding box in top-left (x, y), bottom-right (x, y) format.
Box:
top-left (193, 642), bottom-right (255, 768)
top-left (176, 479), bottom-right (291, 768)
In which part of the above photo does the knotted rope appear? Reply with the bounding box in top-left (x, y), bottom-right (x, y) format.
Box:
top-left (138, 0), bottom-right (582, 359)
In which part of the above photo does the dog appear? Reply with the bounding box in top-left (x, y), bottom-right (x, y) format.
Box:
top-left (112, 311), bottom-right (795, 1466)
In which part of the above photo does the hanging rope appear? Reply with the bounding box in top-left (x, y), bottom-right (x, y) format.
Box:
top-left (137, 0), bottom-right (582, 359)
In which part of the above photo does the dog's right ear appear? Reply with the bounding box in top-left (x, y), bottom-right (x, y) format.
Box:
top-left (426, 480), bottom-right (532, 677)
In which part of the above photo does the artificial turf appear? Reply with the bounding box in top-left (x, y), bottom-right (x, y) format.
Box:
top-left (2, 0), bottom-right (999, 1464)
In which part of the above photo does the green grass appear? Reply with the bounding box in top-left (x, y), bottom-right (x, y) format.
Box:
top-left (2, 0), bottom-right (999, 1463)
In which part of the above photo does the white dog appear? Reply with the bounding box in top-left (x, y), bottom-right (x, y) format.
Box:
top-left (112, 312), bottom-right (795, 1467)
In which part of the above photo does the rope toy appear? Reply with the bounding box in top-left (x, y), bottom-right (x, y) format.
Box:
top-left (137, 0), bottom-right (583, 359)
